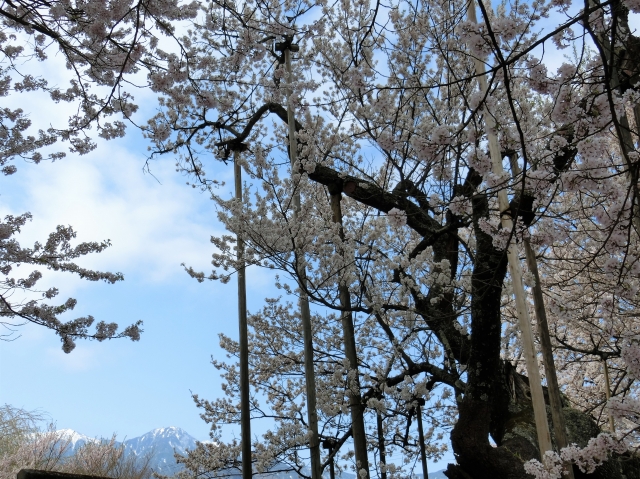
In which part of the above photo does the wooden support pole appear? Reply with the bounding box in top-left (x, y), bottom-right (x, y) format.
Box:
top-left (508, 156), bottom-right (574, 478)
top-left (415, 398), bottom-right (429, 479)
top-left (523, 240), bottom-right (575, 478)
top-left (603, 356), bottom-right (616, 433)
top-left (376, 412), bottom-right (387, 479)
top-left (282, 42), bottom-right (322, 479)
top-left (234, 147), bottom-right (252, 479)
top-left (329, 190), bottom-right (369, 478)
top-left (323, 440), bottom-right (337, 479)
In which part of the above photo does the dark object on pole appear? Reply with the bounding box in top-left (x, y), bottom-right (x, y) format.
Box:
top-left (275, 36), bottom-right (300, 53)
top-left (322, 439), bottom-right (337, 479)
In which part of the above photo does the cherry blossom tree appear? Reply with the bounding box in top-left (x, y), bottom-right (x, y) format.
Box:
top-left (137, 0), bottom-right (640, 477)
top-left (0, 212), bottom-right (143, 352)
top-left (0, 0), bottom-right (200, 166)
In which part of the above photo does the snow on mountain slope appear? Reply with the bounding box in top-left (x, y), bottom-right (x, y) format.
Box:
top-left (122, 426), bottom-right (199, 474)
top-left (123, 426), bottom-right (197, 455)
top-left (54, 429), bottom-right (99, 449)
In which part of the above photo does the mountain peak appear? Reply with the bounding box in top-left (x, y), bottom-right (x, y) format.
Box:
top-left (54, 429), bottom-right (98, 448)
top-left (121, 426), bottom-right (199, 474)
top-left (149, 426), bottom-right (186, 436)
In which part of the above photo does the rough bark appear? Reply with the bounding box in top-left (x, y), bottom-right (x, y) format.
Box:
top-left (445, 189), bottom-right (525, 479)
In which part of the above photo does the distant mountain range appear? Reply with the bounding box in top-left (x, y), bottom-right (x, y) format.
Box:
top-left (56, 427), bottom-right (447, 478)
top-left (57, 427), bottom-right (198, 476)
top-left (121, 427), bottom-right (202, 475)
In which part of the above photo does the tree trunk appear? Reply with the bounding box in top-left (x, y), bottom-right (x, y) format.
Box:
top-left (445, 189), bottom-right (522, 479)
top-left (448, 359), bottom-right (640, 478)
top-left (465, 0), bottom-right (552, 457)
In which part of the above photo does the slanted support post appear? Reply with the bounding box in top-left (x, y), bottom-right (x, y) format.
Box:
top-left (233, 143), bottom-right (252, 479)
top-left (276, 36), bottom-right (322, 479)
top-left (508, 154), bottom-right (575, 479)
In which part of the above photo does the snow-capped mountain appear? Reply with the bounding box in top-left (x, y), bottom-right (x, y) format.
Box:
top-left (55, 429), bottom-right (99, 449)
top-left (55, 426), bottom-right (198, 475)
top-left (122, 426), bottom-right (199, 475)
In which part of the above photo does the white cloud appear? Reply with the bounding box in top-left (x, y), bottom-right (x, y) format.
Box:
top-left (0, 136), bottom-right (226, 295)
top-left (44, 344), bottom-right (98, 372)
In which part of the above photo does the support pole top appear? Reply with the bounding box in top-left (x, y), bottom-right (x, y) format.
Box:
top-left (275, 35), bottom-right (299, 52)
top-left (228, 142), bottom-right (248, 153)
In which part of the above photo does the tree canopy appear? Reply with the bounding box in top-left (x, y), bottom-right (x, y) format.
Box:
top-left (0, 0), bottom-right (197, 350)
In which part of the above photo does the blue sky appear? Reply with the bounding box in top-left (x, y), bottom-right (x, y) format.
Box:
top-left (0, 122), bottom-right (453, 471)
top-left (0, 123), bottom-right (264, 442)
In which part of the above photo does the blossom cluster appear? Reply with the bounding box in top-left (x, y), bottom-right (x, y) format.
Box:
top-left (0, 213), bottom-right (142, 352)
